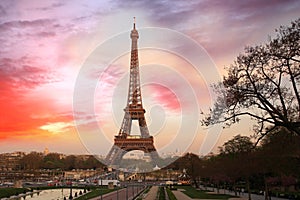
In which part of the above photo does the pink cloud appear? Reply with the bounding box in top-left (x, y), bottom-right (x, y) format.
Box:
top-left (148, 84), bottom-right (181, 113)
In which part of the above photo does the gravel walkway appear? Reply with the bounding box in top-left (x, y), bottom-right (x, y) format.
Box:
top-left (143, 186), bottom-right (158, 200)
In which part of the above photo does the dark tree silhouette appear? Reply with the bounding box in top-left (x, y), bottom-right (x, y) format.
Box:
top-left (42, 153), bottom-right (64, 169)
top-left (218, 135), bottom-right (254, 199)
top-left (258, 128), bottom-right (300, 180)
top-left (165, 152), bottom-right (202, 187)
top-left (19, 151), bottom-right (43, 170)
top-left (219, 135), bottom-right (253, 155)
top-left (203, 18), bottom-right (300, 140)
top-left (64, 155), bottom-right (77, 170)
top-left (255, 128), bottom-right (300, 200)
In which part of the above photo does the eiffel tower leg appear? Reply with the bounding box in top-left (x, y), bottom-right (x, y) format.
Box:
top-left (150, 151), bottom-right (160, 161)
top-left (105, 145), bottom-right (118, 165)
top-left (119, 112), bottom-right (132, 136)
top-left (112, 149), bottom-right (127, 166)
top-left (139, 116), bottom-right (150, 138)
top-left (105, 145), bottom-right (128, 167)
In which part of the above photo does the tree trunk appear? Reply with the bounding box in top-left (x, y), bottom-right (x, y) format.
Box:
top-left (193, 178), bottom-right (199, 188)
top-left (234, 183), bottom-right (237, 196)
top-left (264, 179), bottom-right (269, 200)
top-left (246, 177), bottom-right (251, 200)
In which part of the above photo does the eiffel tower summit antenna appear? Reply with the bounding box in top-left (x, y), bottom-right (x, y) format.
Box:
top-left (105, 18), bottom-right (160, 168)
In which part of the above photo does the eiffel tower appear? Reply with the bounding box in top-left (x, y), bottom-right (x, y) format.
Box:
top-left (105, 18), bottom-right (159, 168)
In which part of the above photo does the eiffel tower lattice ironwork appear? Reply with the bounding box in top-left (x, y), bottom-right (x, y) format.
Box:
top-left (105, 18), bottom-right (159, 167)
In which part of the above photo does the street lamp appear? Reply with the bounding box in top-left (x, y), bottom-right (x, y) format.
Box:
top-left (132, 184), bottom-right (134, 196)
top-left (117, 187), bottom-right (119, 200)
top-left (126, 185), bottom-right (128, 200)
top-left (69, 180), bottom-right (73, 199)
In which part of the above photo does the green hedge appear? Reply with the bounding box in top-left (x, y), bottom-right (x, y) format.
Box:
top-left (75, 188), bottom-right (115, 200)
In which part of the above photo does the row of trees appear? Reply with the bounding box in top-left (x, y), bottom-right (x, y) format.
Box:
top-left (19, 153), bottom-right (104, 170)
top-left (166, 128), bottom-right (300, 199)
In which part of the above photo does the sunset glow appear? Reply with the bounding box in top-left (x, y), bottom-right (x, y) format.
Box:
top-left (1, 0), bottom-right (299, 155)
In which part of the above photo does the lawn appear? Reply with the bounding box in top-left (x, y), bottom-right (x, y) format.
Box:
top-left (0, 188), bottom-right (30, 198)
top-left (177, 186), bottom-right (236, 199)
top-left (166, 187), bottom-right (177, 200)
top-left (158, 186), bottom-right (165, 200)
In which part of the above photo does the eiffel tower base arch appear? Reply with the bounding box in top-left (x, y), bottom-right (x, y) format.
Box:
top-left (105, 136), bottom-right (160, 168)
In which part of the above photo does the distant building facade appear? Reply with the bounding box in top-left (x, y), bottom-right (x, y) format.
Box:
top-left (0, 152), bottom-right (25, 171)
top-left (64, 169), bottom-right (97, 180)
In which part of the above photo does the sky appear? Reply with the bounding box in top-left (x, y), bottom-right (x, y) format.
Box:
top-left (0, 0), bottom-right (299, 156)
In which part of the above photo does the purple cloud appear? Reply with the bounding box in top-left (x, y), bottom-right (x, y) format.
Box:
top-left (0, 19), bottom-right (53, 30)
top-left (0, 56), bottom-right (57, 93)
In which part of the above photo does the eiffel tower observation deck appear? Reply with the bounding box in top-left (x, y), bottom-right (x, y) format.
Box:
top-left (105, 18), bottom-right (160, 169)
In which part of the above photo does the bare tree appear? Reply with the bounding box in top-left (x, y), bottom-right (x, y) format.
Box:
top-left (203, 18), bottom-right (300, 140)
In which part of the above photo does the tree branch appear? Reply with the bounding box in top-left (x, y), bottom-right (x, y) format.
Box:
top-left (286, 59), bottom-right (300, 118)
top-left (253, 126), bottom-right (277, 147)
top-left (222, 111), bottom-right (275, 125)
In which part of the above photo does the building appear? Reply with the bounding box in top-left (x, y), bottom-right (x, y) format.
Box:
top-left (0, 152), bottom-right (25, 171)
top-left (64, 169), bottom-right (97, 180)
top-left (123, 151), bottom-right (151, 162)
top-left (43, 147), bottom-right (49, 155)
